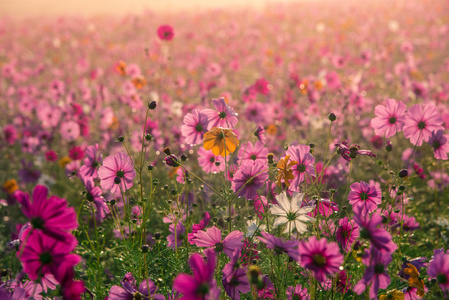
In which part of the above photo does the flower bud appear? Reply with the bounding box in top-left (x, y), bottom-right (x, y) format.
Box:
top-left (163, 147), bottom-right (171, 155)
top-left (164, 154), bottom-right (180, 167)
top-left (141, 244), bottom-right (150, 253)
top-left (385, 140), bottom-right (393, 152)
top-left (399, 169), bottom-right (408, 178)
top-left (267, 153), bottom-right (274, 164)
top-left (117, 136), bottom-right (125, 142)
top-left (328, 113), bottom-right (336, 122)
top-left (148, 101), bottom-right (157, 110)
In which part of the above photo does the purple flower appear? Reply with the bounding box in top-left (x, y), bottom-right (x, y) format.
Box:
top-left (335, 217), bottom-right (359, 252)
top-left (109, 273), bottom-right (165, 300)
top-left (83, 178), bottom-right (109, 222)
top-left (222, 250), bottom-right (251, 300)
top-left (254, 125), bottom-right (266, 144)
top-left (98, 152), bottom-right (136, 194)
top-left (231, 161), bottom-right (268, 200)
top-left (335, 141), bottom-right (376, 162)
top-left (348, 181), bottom-right (381, 215)
top-left (193, 226), bottom-right (243, 257)
top-left (353, 207), bottom-right (398, 254)
top-left (167, 222), bottom-right (186, 250)
top-left (257, 231), bottom-right (299, 262)
top-left (173, 250), bottom-right (220, 300)
top-left (298, 236), bottom-right (343, 283)
top-left (353, 248), bottom-right (392, 299)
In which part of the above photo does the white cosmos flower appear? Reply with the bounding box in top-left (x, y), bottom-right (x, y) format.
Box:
top-left (270, 191), bottom-right (315, 234)
top-left (246, 220), bottom-right (266, 238)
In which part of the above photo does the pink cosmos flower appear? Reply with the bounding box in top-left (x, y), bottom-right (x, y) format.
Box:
top-left (197, 148), bottom-right (226, 174)
top-left (79, 144), bottom-right (103, 179)
top-left (181, 109), bottom-right (209, 145)
top-left (157, 25), bottom-right (174, 41)
top-left (202, 97), bottom-right (238, 130)
top-left (83, 178), bottom-right (109, 222)
top-left (335, 217), bottom-right (359, 252)
top-left (231, 161), bottom-right (268, 200)
top-left (353, 248), bottom-right (392, 299)
top-left (237, 141), bottom-right (267, 165)
top-left (193, 226), bottom-right (243, 257)
top-left (60, 120), bottom-right (80, 142)
top-left (427, 251), bottom-right (449, 292)
top-left (298, 236), bottom-right (343, 283)
top-left (18, 230), bottom-right (80, 281)
top-left (285, 144), bottom-right (315, 192)
top-left (98, 152), bottom-right (136, 194)
top-left (253, 78), bottom-right (270, 95)
top-left (188, 212), bottom-right (211, 245)
top-left (109, 273), bottom-right (165, 300)
top-left (348, 181), bottom-right (382, 215)
top-left (3, 124), bottom-right (17, 145)
top-left (428, 129), bottom-right (449, 160)
top-left (403, 104), bottom-right (444, 146)
top-left (173, 250), bottom-right (220, 299)
top-left (15, 184), bottom-right (78, 243)
top-left (45, 150), bottom-right (58, 162)
top-left (222, 250), bottom-right (251, 300)
top-left (370, 98), bottom-right (407, 138)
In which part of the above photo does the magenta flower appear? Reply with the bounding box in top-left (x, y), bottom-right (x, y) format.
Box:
top-left (18, 230), bottom-right (80, 281)
top-left (60, 120), bottom-right (80, 142)
top-left (348, 181), bottom-right (381, 215)
top-left (238, 141), bottom-right (267, 165)
top-left (353, 207), bottom-right (398, 254)
top-left (285, 144), bottom-right (315, 192)
top-left (3, 124), bottom-right (17, 145)
top-left (193, 226), bottom-right (243, 257)
top-left (201, 97), bottom-right (238, 130)
top-left (428, 129), bottom-right (449, 160)
top-left (109, 273), bottom-right (165, 300)
top-left (79, 144), bottom-right (103, 180)
top-left (257, 231), bottom-right (299, 262)
top-left (15, 184), bottom-right (78, 243)
top-left (335, 217), bottom-right (359, 252)
top-left (428, 251), bottom-right (449, 292)
top-left (197, 148), bottom-right (226, 174)
top-left (231, 161), bottom-right (268, 200)
top-left (98, 152), bottom-right (136, 194)
top-left (157, 25), bottom-right (174, 41)
top-left (173, 250), bottom-right (220, 300)
top-left (181, 109), bottom-right (209, 146)
top-left (403, 104), bottom-right (444, 146)
top-left (353, 248), bottom-right (392, 299)
top-left (298, 236), bottom-right (343, 283)
top-left (188, 212), bottom-right (211, 245)
top-left (286, 284), bottom-right (309, 300)
top-left (370, 98), bottom-right (407, 138)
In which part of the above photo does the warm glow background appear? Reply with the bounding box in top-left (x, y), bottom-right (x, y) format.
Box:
top-left (0, 0), bottom-right (303, 18)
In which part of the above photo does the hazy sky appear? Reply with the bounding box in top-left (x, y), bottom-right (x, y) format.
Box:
top-left (0, 0), bottom-right (298, 18)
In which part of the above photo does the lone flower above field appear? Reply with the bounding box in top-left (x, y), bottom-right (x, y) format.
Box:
top-left (157, 25), bottom-right (174, 41)
top-left (203, 127), bottom-right (239, 157)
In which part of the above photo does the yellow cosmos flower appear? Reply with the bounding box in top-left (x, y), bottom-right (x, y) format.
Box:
top-left (58, 156), bottom-right (72, 169)
top-left (203, 127), bottom-right (239, 157)
top-left (3, 179), bottom-right (18, 194)
top-left (276, 155), bottom-right (297, 187)
top-left (379, 289), bottom-right (404, 300)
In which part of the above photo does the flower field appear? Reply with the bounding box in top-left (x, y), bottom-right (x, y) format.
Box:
top-left (1, 0), bottom-right (449, 299)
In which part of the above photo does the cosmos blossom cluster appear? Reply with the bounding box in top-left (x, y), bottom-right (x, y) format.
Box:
top-left (1, 0), bottom-right (449, 299)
